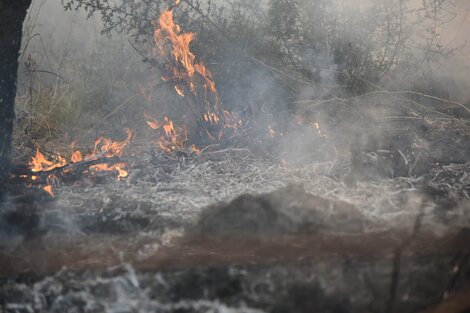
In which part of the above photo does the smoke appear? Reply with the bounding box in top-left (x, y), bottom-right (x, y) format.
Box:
top-left (18, 0), bottom-right (470, 166)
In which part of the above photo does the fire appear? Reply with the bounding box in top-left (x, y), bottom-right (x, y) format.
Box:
top-left (71, 150), bottom-right (83, 163)
top-left (84, 129), bottom-right (133, 160)
top-left (43, 185), bottom-right (54, 197)
top-left (152, 5), bottom-right (238, 139)
top-left (293, 114), bottom-right (326, 138)
top-left (174, 85), bottom-right (185, 97)
top-left (191, 144), bottom-right (201, 154)
top-left (204, 112), bottom-right (220, 124)
top-left (162, 117), bottom-right (176, 137)
top-left (145, 114), bottom-right (188, 153)
top-left (30, 150), bottom-right (67, 173)
top-left (90, 162), bottom-right (128, 179)
top-left (268, 126), bottom-right (276, 138)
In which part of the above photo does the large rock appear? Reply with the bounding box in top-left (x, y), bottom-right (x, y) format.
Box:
top-left (192, 185), bottom-right (363, 237)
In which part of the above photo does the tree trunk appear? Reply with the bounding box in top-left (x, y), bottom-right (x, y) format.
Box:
top-left (0, 0), bottom-right (31, 202)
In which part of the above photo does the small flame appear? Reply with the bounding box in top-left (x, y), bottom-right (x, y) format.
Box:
top-left (145, 114), bottom-right (188, 153)
top-left (29, 150), bottom-right (67, 172)
top-left (174, 85), bottom-right (185, 97)
top-left (145, 113), bottom-right (164, 130)
top-left (204, 112), bottom-right (220, 124)
top-left (163, 117), bottom-right (176, 137)
top-left (191, 144), bottom-right (201, 154)
top-left (90, 162), bottom-right (128, 180)
top-left (84, 129), bottom-right (133, 160)
top-left (43, 185), bottom-right (54, 197)
top-left (71, 150), bottom-right (83, 163)
top-left (312, 122), bottom-right (326, 137)
top-left (268, 126), bottom-right (276, 138)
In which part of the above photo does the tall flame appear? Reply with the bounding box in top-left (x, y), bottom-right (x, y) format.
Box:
top-left (153, 8), bottom-right (227, 127)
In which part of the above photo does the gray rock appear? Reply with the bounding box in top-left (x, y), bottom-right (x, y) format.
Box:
top-left (193, 185), bottom-right (363, 237)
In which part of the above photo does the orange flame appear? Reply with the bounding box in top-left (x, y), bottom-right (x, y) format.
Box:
top-left (149, 4), bottom-right (242, 150)
top-left (145, 113), bottom-right (164, 130)
top-left (153, 8), bottom-right (227, 125)
top-left (29, 150), bottom-right (67, 172)
top-left (174, 85), bottom-right (185, 97)
top-left (43, 185), bottom-right (54, 197)
top-left (145, 114), bottom-right (188, 153)
top-left (191, 144), bottom-right (201, 154)
top-left (84, 129), bottom-right (133, 160)
top-left (28, 129), bottom-right (133, 195)
top-left (71, 150), bottom-right (83, 163)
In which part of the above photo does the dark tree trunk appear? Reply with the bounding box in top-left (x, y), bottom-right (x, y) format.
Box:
top-left (0, 0), bottom-right (31, 202)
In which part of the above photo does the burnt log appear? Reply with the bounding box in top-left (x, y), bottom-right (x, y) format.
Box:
top-left (31, 156), bottom-right (128, 177)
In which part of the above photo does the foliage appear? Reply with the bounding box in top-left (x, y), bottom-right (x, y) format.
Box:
top-left (59, 0), bottom-right (458, 94)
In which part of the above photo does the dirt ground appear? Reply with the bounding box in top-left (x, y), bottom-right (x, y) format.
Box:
top-left (1, 115), bottom-right (470, 313)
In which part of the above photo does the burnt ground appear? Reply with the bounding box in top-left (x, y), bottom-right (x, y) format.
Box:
top-left (1, 116), bottom-right (470, 313)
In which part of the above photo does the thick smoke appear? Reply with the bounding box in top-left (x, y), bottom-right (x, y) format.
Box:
top-left (17, 0), bottom-right (470, 168)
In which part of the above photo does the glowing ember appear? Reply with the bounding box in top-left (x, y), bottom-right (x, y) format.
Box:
top-left (204, 112), bottom-right (220, 124)
top-left (43, 185), bottom-right (54, 197)
top-left (312, 122), bottom-right (326, 137)
top-left (191, 144), bottom-right (201, 154)
top-left (84, 129), bottom-right (133, 160)
top-left (145, 114), bottom-right (188, 153)
top-left (71, 150), bottom-right (83, 163)
top-left (174, 85), bottom-right (185, 97)
top-left (162, 117), bottom-right (176, 137)
top-left (145, 113), bottom-right (164, 130)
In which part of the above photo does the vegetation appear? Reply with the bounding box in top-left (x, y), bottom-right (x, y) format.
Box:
top-left (12, 0), bottom-right (469, 158)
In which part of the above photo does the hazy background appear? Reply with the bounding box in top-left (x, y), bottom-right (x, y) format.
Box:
top-left (14, 0), bottom-right (470, 165)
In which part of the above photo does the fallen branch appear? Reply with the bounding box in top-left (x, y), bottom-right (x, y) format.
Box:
top-left (29, 157), bottom-right (128, 177)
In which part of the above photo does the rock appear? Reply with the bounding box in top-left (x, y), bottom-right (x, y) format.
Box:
top-left (192, 185), bottom-right (363, 237)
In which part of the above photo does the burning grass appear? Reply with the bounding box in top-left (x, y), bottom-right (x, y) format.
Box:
top-left (18, 1), bottom-right (247, 197)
